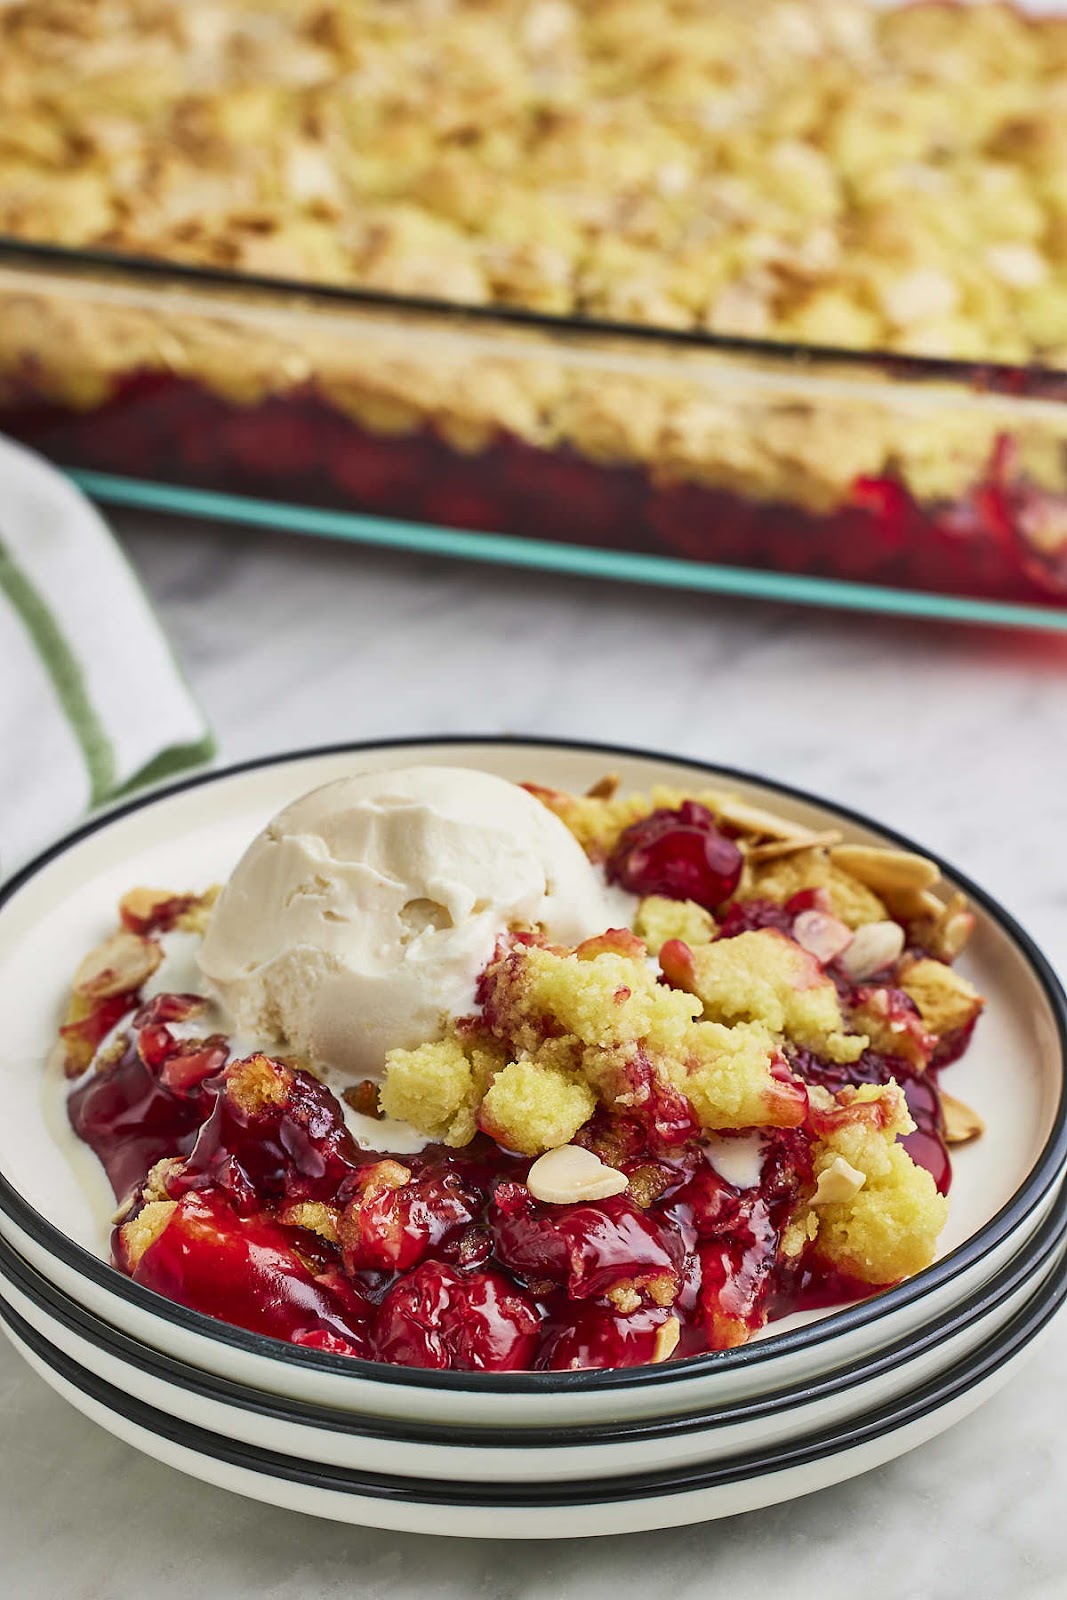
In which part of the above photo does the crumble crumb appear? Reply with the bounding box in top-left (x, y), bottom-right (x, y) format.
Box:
top-left (122, 1199), bottom-right (177, 1268)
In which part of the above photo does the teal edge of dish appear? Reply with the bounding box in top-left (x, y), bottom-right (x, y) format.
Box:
top-left (67, 468), bottom-right (1067, 635)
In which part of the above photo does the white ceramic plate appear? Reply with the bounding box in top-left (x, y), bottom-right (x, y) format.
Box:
top-left (1, 1242), bottom-right (1063, 1538)
top-left (0, 739), bottom-right (1064, 1429)
top-left (2, 1180), bottom-right (1064, 1484)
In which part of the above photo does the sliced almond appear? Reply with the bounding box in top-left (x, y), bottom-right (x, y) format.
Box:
top-left (704, 792), bottom-right (817, 842)
top-left (110, 1192), bottom-right (138, 1227)
top-left (585, 772), bottom-right (621, 800)
top-left (811, 1156), bottom-right (866, 1206)
top-left (839, 919), bottom-right (906, 980)
top-left (886, 886), bottom-right (948, 922)
top-left (830, 845), bottom-right (940, 894)
top-left (526, 1144), bottom-right (629, 1205)
top-left (73, 931), bottom-right (162, 1000)
top-left (792, 909), bottom-right (853, 965)
top-left (910, 890), bottom-right (974, 962)
top-left (937, 908), bottom-right (975, 962)
top-left (651, 1315), bottom-right (681, 1364)
top-left (941, 1090), bottom-right (985, 1146)
top-left (747, 828), bottom-right (842, 862)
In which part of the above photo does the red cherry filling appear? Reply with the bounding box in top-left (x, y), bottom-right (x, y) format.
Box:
top-left (373, 1260), bottom-right (540, 1370)
top-left (339, 1161), bottom-right (481, 1274)
top-left (541, 1302), bottom-right (678, 1371)
top-left (171, 1055), bottom-right (361, 1213)
top-left (606, 803), bottom-right (743, 910)
top-left (127, 1190), bottom-right (371, 1353)
top-left (490, 1184), bottom-right (684, 1300)
top-left (72, 920), bottom-right (970, 1372)
top-left (69, 1031), bottom-right (217, 1201)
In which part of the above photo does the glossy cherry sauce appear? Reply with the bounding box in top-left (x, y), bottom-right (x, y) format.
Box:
top-left (6, 373), bottom-right (1066, 608)
top-left (71, 1010), bottom-right (899, 1371)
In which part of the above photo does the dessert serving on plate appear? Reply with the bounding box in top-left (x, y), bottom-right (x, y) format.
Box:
top-left (53, 764), bottom-right (987, 1374)
top-left (2, 0), bottom-right (1067, 607)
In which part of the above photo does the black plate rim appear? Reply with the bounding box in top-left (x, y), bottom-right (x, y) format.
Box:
top-left (1, 1246), bottom-right (1064, 1508)
top-left (2, 1177), bottom-right (1065, 1449)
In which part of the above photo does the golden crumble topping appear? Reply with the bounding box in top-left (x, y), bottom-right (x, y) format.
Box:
top-left (121, 1197), bottom-right (177, 1268)
top-left (660, 927), bottom-right (866, 1064)
top-left (2, 0), bottom-right (1066, 368)
top-left (382, 928), bottom-right (822, 1154)
top-left (225, 1053), bottom-right (292, 1114)
top-left (899, 956), bottom-right (985, 1043)
top-left (633, 894), bottom-right (717, 956)
top-left (3, 2), bottom-right (1067, 522)
top-left (801, 1084), bottom-right (948, 1284)
top-left (61, 784), bottom-right (986, 1363)
top-left (378, 1034), bottom-right (503, 1147)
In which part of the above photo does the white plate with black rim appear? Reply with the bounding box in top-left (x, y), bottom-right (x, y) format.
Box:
top-left (0, 738), bottom-right (1064, 1432)
top-left (1, 1241), bottom-right (1064, 1538)
top-left (1, 1176), bottom-right (1065, 1485)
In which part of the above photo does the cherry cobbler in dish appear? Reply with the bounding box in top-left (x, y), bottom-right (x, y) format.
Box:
top-left (56, 769), bottom-right (985, 1372)
top-left (3, 1), bottom-right (1067, 604)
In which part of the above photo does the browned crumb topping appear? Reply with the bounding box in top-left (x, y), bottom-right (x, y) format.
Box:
top-left (122, 1199), bottom-right (177, 1268)
top-left (343, 1080), bottom-right (384, 1119)
top-left (277, 1201), bottom-right (341, 1244)
top-left (605, 1283), bottom-right (643, 1315)
top-left (225, 1054), bottom-right (292, 1115)
top-left (625, 1164), bottom-right (674, 1210)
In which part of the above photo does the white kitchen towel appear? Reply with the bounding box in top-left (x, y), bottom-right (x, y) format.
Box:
top-left (0, 434), bottom-right (213, 880)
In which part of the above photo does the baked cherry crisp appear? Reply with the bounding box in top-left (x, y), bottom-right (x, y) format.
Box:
top-left (57, 776), bottom-right (985, 1372)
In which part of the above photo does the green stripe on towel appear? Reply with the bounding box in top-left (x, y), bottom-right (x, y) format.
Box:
top-left (0, 538), bottom-right (116, 806)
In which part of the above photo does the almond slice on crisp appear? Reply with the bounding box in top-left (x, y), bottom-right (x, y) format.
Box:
top-left (526, 1145), bottom-right (629, 1205)
top-left (909, 889), bottom-right (974, 960)
top-left (810, 1157), bottom-right (867, 1206)
top-left (830, 845), bottom-right (940, 894)
top-left (585, 772), bottom-right (621, 800)
top-left (839, 919), bottom-right (906, 980)
top-left (793, 909), bottom-right (853, 964)
top-left (869, 885), bottom-right (946, 923)
top-left (941, 1091), bottom-right (985, 1145)
top-left (934, 891), bottom-right (975, 955)
top-left (651, 1316), bottom-right (681, 1364)
top-left (73, 931), bottom-right (162, 1000)
top-left (703, 792), bottom-right (818, 842)
top-left (119, 887), bottom-right (177, 928)
top-left (747, 828), bottom-right (843, 862)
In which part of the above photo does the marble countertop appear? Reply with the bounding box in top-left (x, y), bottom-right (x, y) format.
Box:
top-left (5, 510), bottom-right (1067, 1599)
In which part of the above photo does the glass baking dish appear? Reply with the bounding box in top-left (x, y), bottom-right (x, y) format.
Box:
top-left (3, 237), bottom-right (1067, 631)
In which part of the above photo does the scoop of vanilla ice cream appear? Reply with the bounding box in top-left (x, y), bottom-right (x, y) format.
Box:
top-left (197, 765), bottom-right (622, 1077)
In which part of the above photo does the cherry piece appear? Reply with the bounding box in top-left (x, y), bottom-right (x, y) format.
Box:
top-left (373, 1261), bottom-right (540, 1371)
top-left (606, 803), bottom-right (743, 910)
top-left (59, 991), bottom-right (138, 1066)
top-left (717, 897), bottom-right (796, 939)
top-left (541, 1303), bottom-right (677, 1371)
top-left (490, 1184), bottom-right (683, 1300)
top-left (788, 1046), bottom-right (951, 1194)
top-left (69, 1038), bottom-right (217, 1201)
top-left (338, 1163), bottom-right (480, 1275)
top-left (132, 992), bottom-right (206, 1028)
top-left (172, 1055), bottom-right (360, 1213)
top-left (130, 1190), bottom-right (371, 1353)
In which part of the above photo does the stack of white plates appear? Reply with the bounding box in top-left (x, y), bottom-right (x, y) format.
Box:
top-left (1, 740), bottom-right (1064, 1538)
